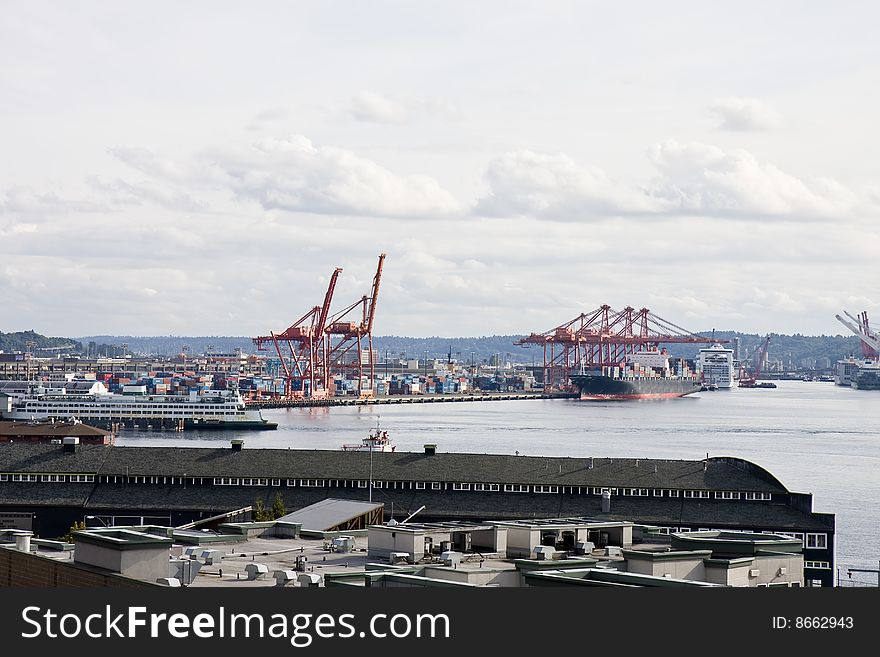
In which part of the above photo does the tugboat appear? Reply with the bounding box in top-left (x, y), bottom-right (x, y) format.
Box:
top-left (341, 424), bottom-right (396, 452)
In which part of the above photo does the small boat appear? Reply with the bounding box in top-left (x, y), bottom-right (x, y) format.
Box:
top-left (700, 382), bottom-right (718, 391)
top-left (341, 425), bottom-right (396, 452)
top-left (739, 379), bottom-right (777, 389)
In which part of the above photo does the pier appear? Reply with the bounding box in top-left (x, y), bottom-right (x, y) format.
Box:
top-left (247, 391), bottom-right (576, 409)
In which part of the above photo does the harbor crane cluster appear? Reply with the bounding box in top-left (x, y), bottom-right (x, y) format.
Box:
top-left (516, 305), bottom-right (721, 391)
top-left (253, 254), bottom-right (386, 400)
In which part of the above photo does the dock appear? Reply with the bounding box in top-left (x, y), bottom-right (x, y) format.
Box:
top-left (247, 391), bottom-right (576, 408)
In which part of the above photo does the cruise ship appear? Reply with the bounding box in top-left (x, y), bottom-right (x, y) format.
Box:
top-left (697, 343), bottom-right (735, 389)
top-left (0, 381), bottom-right (277, 430)
top-left (835, 357), bottom-right (859, 386)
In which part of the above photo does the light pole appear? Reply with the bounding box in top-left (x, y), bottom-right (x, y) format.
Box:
top-left (85, 515), bottom-right (108, 528)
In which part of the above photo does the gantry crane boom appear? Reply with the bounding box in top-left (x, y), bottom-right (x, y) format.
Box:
top-left (364, 253), bottom-right (386, 335)
top-left (836, 312), bottom-right (880, 354)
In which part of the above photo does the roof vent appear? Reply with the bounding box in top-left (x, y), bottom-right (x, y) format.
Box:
top-left (231, 439), bottom-right (244, 452)
top-left (424, 444), bottom-right (436, 456)
top-left (62, 436), bottom-right (80, 453)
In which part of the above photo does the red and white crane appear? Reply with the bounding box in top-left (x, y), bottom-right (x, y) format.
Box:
top-left (325, 253), bottom-right (386, 398)
top-left (253, 268), bottom-right (342, 399)
top-left (836, 310), bottom-right (880, 358)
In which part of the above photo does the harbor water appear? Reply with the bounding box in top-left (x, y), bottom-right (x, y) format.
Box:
top-left (117, 380), bottom-right (879, 578)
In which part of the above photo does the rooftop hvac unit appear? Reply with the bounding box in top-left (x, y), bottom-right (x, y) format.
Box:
top-left (574, 541), bottom-right (594, 555)
top-left (200, 549), bottom-right (223, 565)
top-left (439, 551), bottom-right (461, 567)
top-left (297, 573), bottom-right (322, 587)
top-left (777, 567), bottom-right (787, 576)
top-left (244, 563), bottom-right (269, 580)
top-left (749, 569), bottom-right (761, 578)
top-left (389, 552), bottom-right (411, 565)
top-left (331, 536), bottom-right (355, 553)
top-left (533, 546), bottom-right (555, 561)
top-left (604, 546), bottom-right (622, 557)
top-left (169, 557), bottom-right (202, 585)
top-left (155, 577), bottom-right (181, 587)
top-left (273, 570), bottom-right (297, 587)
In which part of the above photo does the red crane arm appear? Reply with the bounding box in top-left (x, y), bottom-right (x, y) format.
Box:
top-left (315, 268), bottom-right (342, 335)
top-left (364, 253), bottom-right (386, 334)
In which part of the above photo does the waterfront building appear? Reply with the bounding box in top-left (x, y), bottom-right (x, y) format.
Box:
top-left (0, 443), bottom-right (836, 586)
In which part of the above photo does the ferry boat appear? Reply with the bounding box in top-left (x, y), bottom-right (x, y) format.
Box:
top-left (570, 349), bottom-right (701, 401)
top-left (341, 425), bottom-right (396, 452)
top-left (697, 343), bottom-right (735, 389)
top-left (0, 382), bottom-right (277, 430)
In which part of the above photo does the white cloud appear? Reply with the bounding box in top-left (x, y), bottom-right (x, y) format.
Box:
top-left (348, 92), bottom-right (463, 125)
top-left (0, 185), bottom-right (109, 220)
top-left (474, 142), bottom-right (871, 221)
top-left (647, 139), bottom-right (859, 218)
top-left (349, 92), bottom-right (411, 124)
top-left (110, 136), bottom-right (463, 219)
top-left (86, 176), bottom-right (208, 212)
top-left (474, 150), bottom-right (660, 220)
top-left (708, 97), bottom-right (781, 131)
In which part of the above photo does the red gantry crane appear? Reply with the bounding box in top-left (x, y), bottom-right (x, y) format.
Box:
top-left (738, 335), bottom-right (776, 388)
top-left (253, 268), bottom-right (341, 400)
top-left (516, 305), bottom-right (722, 391)
top-left (325, 253), bottom-right (386, 398)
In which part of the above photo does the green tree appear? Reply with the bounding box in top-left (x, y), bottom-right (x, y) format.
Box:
top-left (253, 498), bottom-right (271, 522)
top-left (271, 493), bottom-right (286, 520)
top-left (60, 520), bottom-right (86, 543)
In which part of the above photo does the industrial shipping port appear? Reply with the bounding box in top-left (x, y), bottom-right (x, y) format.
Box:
top-left (1, 254), bottom-right (876, 430)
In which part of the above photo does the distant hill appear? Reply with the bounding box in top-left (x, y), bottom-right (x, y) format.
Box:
top-left (76, 332), bottom-right (865, 368)
top-left (0, 330), bottom-right (82, 354)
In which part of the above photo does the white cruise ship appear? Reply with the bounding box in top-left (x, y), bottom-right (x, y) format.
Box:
top-left (835, 357), bottom-right (860, 386)
top-left (0, 382), bottom-right (277, 430)
top-left (697, 343), bottom-right (735, 389)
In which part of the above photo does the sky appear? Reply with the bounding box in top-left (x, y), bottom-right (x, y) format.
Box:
top-left (1, 1), bottom-right (878, 338)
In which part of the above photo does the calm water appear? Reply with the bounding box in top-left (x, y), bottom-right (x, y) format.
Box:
top-left (117, 381), bottom-right (880, 577)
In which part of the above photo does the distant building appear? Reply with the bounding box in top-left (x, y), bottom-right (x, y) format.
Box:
top-left (0, 420), bottom-right (113, 445)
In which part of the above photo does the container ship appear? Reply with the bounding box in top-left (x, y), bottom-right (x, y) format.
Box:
top-left (0, 382), bottom-right (278, 430)
top-left (570, 349), bottom-right (701, 401)
top-left (849, 360), bottom-right (880, 390)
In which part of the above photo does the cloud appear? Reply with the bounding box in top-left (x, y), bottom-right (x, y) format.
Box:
top-left (708, 97), bottom-right (781, 131)
top-left (647, 139), bottom-right (858, 218)
top-left (474, 142), bottom-right (868, 222)
top-left (86, 176), bottom-right (208, 212)
top-left (348, 92), bottom-right (463, 125)
top-left (349, 92), bottom-right (410, 124)
top-left (474, 150), bottom-right (660, 220)
top-left (111, 135), bottom-right (463, 219)
top-left (0, 185), bottom-right (109, 220)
